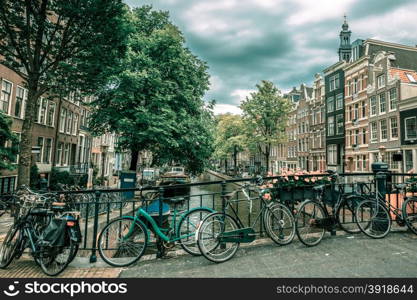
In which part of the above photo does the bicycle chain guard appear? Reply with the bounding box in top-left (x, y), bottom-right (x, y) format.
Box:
top-left (219, 227), bottom-right (256, 243)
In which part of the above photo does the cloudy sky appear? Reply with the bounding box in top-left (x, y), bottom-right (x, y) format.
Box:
top-left (125, 0), bottom-right (417, 114)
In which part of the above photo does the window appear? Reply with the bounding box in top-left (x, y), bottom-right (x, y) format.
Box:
top-left (361, 101), bottom-right (366, 118)
top-left (353, 78), bottom-right (358, 94)
top-left (406, 73), bottom-right (416, 83)
top-left (389, 88), bottom-right (397, 111)
top-left (43, 138), bottom-right (52, 164)
top-left (405, 150), bottom-right (413, 172)
top-left (1, 80), bottom-right (12, 114)
top-left (356, 156), bottom-right (361, 171)
top-left (377, 74), bottom-right (385, 88)
top-left (38, 98), bottom-right (47, 124)
top-left (347, 80), bottom-right (351, 96)
top-left (370, 96), bottom-right (377, 116)
top-left (380, 119), bottom-right (387, 141)
top-left (72, 113), bottom-right (78, 135)
top-left (353, 103), bottom-right (359, 120)
top-left (362, 128), bottom-right (367, 144)
top-left (10, 132), bottom-right (21, 164)
top-left (336, 114), bottom-right (344, 135)
top-left (36, 137), bottom-right (44, 163)
top-left (46, 101), bottom-right (56, 127)
top-left (63, 143), bottom-right (70, 166)
top-left (327, 145), bottom-right (337, 165)
top-left (336, 94), bottom-right (343, 110)
top-left (379, 93), bottom-right (386, 114)
top-left (362, 155), bottom-right (367, 171)
top-left (14, 86), bottom-right (27, 118)
top-left (370, 122), bottom-right (377, 142)
top-left (327, 97), bottom-right (334, 112)
top-left (66, 111), bottom-right (73, 134)
top-left (390, 117), bottom-right (398, 139)
top-left (329, 74), bottom-right (340, 91)
top-left (405, 117), bottom-right (417, 140)
top-left (354, 129), bottom-right (359, 146)
top-left (60, 108), bottom-right (67, 133)
top-left (56, 142), bottom-right (63, 165)
top-left (328, 116), bottom-right (334, 136)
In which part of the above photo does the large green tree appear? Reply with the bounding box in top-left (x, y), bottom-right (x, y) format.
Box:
top-left (89, 6), bottom-right (214, 174)
top-left (240, 80), bottom-right (292, 173)
top-left (213, 113), bottom-right (246, 175)
top-left (0, 0), bottom-right (128, 185)
top-left (0, 112), bottom-right (19, 171)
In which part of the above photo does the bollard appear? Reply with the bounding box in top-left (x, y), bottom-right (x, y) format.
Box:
top-left (330, 176), bottom-right (337, 236)
top-left (90, 190), bottom-right (101, 263)
top-left (376, 171), bottom-right (387, 200)
top-left (156, 187), bottom-right (165, 258)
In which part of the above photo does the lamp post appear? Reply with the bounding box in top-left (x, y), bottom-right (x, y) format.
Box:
top-left (101, 145), bottom-right (108, 186)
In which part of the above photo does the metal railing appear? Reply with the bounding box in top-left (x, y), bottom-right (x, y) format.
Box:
top-left (1, 172), bottom-right (417, 263)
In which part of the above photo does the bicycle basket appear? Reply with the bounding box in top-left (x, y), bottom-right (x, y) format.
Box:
top-left (18, 194), bottom-right (48, 218)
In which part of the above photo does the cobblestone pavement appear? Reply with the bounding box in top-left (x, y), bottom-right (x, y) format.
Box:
top-left (120, 231), bottom-right (417, 278)
top-left (0, 258), bottom-right (122, 278)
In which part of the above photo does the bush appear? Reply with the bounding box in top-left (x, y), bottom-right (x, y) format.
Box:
top-left (49, 168), bottom-right (75, 190)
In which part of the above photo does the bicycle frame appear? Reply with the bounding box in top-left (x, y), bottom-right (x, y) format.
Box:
top-left (123, 204), bottom-right (214, 243)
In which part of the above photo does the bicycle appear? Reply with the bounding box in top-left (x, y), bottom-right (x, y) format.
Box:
top-left (196, 177), bottom-right (295, 263)
top-left (355, 178), bottom-right (417, 239)
top-left (0, 193), bottom-right (81, 276)
top-left (97, 195), bottom-right (215, 267)
top-left (295, 172), bottom-right (367, 247)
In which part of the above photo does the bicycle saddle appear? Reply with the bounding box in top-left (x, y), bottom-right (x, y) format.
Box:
top-left (395, 184), bottom-right (406, 190)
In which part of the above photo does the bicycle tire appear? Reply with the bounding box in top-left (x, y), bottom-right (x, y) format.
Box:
top-left (263, 203), bottom-right (295, 245)
top-left (38, 238), bottom-right (76, 276)
top-left (336, 196), bottom-right (364, 234)
top-left (355, 199), bottom-right (391, 239)
top-left (0, 224), bottom-right (21, 268)
top-left (177, 208), bottom-right (213, 256)
top-left (295, 200), bottom-right (326, 247)
top-left (402, 197), bottom-right (417, 235)
top-left (197, 212), bottom-right (240, 263)
top-left (98, 217), bottom-right (148, 267)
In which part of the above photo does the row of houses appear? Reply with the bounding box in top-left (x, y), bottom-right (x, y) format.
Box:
top-left (0, 64), bottom-right (130, 194)
top-left (270, 18), bottom-right (417, 174)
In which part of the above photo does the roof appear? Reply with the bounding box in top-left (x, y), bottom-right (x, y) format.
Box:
top-left (366, 39), bottom-right (417, 71)
top-left (389, 68), bottom-right (417, 84)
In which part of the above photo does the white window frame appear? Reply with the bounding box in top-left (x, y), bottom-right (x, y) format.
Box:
top-left (0, 79), bottom-right (13, 115)
top-left (405, 117), bottom-right (417, 141)
top-left (389, 88), bottom-right (397, 111)
top-left (14, 86), bottom-right (27, 119)
top-left (328, 116), bottom-right (334, 136)
top-left (380, 119), bottom-right (387, 141)
top-left (379, 93), bottom-right (386, 115)
top-left (370, 122), bottom-right (377, 142)
top-left (390, 117), bottom-right (398, 140)
top-left (377, 74), bottom-right (385, 89)
top-left (370, 96), bottom-right (377, 116)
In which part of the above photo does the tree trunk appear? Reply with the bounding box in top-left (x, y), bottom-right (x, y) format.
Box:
top-left (17, 85), bottom-right (39, 186)
top-left (129, 148), bottom-right (139, 171)
top-left (233, 145), bottom-right (238, 176)
top-left (265, 144), bottom-right (270, 175)
top-left (224, 159), bottom-right (228, 174)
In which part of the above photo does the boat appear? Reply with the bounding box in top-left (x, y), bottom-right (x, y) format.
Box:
top-left (158, 166), bottom-right (191, 198)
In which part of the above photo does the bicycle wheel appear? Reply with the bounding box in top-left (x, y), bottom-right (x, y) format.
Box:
top-left (403, 197), bottom-right (417, 235)
top-left (197, 212), bottom-right (240, 263)
top-left (38, 238), bottom-right (76, 276)
top-left (98, 217), bottom-right (148, 267)
top-left (355, 200), bottom-right (391, 239)
top-left (263, 203), bottom-right (295, 245)
top-left (295, 200), bottom-right (326, 247)
top-left (0, 224), bottom-right (21, 268)
top-left (177, 208), bottom-right (213, 256)
top-left (336, 196), bottom-right (364, 234)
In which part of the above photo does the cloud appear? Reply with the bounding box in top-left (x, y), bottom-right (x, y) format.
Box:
top-left (213, 104), bottom-right (242, 115)
top-left (124, 0), bottom-right (417, 108)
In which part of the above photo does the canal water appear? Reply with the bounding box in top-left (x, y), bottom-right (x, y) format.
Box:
top-left (188, 173), bottom-right (263, 230)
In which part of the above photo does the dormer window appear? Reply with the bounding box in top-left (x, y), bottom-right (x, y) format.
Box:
top-left (406, 73), bottom-right (416, 83)
top-left (377, 74), bottom-right (385, 89)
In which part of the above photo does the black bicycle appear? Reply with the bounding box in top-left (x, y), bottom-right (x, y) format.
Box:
top-left (0, 194), bottom-right (81, 276)
top-left (295, 172), bottom-right (367, 246)
top-left (355, 180), bottom-right (417, 239)
top-left (197, 177), bottom-right (295, 263)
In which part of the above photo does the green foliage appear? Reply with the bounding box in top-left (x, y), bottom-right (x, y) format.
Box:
top-left (0, 112), bottom-right (19, 171)
top-left (213, 114), bottom-right (246, 161)
top-left (240, 80), bottom-right (292, 171)
top-left (49, 168), bottom-right (75, 190)
top-left (89, 5), bottom-right (214, 175)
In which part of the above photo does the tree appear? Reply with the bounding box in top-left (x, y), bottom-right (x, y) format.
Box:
top-left (0, 0), bottom-right (128, 185)
top-left (213, 114), bottom-right (246, 175)
top-left (0, 112), bottom-right (18, 171)
top-left (240, 80), bottom-right (292, 174)
top-left (89, 6), bottom-right (214, 174)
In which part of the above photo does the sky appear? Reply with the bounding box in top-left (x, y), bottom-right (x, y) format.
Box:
top-left (125, 0), bottom-right (417, 114)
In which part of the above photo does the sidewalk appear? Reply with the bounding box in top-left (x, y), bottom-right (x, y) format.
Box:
top-left (120, 231), bottom-right (417, 278)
